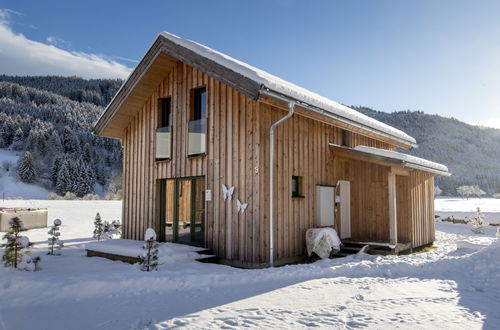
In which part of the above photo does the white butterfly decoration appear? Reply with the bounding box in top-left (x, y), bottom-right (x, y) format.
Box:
top-left (222, 184), bottom-right (235, 201)
top-left (236, 199), bottom-right (248, 214)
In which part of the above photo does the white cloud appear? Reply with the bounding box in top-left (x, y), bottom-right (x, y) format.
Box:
top-left (0, 13), bottom-right (132, 79)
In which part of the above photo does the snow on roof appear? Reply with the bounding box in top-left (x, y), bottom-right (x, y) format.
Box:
top-left (354, 145), bottom-right (449, 175)
top-left (160, 32), bottom-right (417, 146)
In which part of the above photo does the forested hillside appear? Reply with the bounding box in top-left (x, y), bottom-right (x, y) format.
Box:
top-left (0, 76), bottom-right (123, 198)
top-left (0, 75), bottom-right (497, 199)
top-left (0, 75), bottom-right (122, 107)
top-left (354, 106), bottom-right (500, 195)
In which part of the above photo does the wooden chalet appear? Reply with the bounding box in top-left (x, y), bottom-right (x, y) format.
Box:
top-left (94, 32), bottom-right (449, 268)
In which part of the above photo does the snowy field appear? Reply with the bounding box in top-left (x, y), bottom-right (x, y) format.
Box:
top-left (436, 197), bottom-right (500, 224)
top-left (0, 200), bottom-right (499, 330)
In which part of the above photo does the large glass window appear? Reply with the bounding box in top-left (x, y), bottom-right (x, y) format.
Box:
top-left (188, 88), bottom-right (206, 156)
top-left (156, 98), bottom-right (171, 160)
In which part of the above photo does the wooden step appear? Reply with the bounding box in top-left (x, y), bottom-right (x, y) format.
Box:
top-left (196, 255), bottom-right (219, 264)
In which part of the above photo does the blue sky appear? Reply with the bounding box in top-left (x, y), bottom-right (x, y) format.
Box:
top-left (1, 0), bottom-right (499, 128)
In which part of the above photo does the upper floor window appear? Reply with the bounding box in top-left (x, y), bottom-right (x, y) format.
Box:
top-left (159, 97), bottom-right (171, 128)
top-left (191, 87), bottom-right (206, 121)
top-left (188, 87), bottom-right (207, 156)
top-left (156, 97), bottom-right (172, 161)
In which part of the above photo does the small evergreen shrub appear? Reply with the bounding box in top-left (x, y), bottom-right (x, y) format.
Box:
top-left (103, 220), bottom-right (121, 239)
top-left (1, 217), bottom-right (34, 268)
top-left (139, 228), bottom-right (159, 272)
top-left (470, 207), bottom-right (488, 234)
top-left (47, 219), bottom-right (64, 255)
top-left (93, 213), bottom-right (104, 240)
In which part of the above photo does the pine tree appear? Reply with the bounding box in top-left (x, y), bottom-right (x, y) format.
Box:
top-left (11, 127), bottom-right (24, 150)
top-left (47, 219), bottom-right (64, 255)
top-left (17, 151), bottom-right (36, 183)
top-left (56, 159), bottom-right (71, 195)
top-left (1, 217), bottom-right (32, 268)
top-left (47, 130), bottom-right (63, 155)
top-left (139, 228), bottom-right (159, 272)
top-left (93, 213), bottom-right (104, 240)
top-left (51, 156), bottom-right (62, 187)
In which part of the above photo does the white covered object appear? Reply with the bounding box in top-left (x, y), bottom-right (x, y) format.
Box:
top-left (306, 228), bottom-right (341, 259)
top-left (144, 228), bottom-right (157, 241)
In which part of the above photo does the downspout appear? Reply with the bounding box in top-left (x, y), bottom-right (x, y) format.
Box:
top-left (264, 89), bottom-right (295, 267)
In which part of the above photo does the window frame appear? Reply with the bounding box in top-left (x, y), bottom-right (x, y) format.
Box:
top-left (291, 175), bottom-right (304, 198)
top-left (155, 97), bottom-right (172, 162)
top-left (187, 86), bottom-right (207, 158)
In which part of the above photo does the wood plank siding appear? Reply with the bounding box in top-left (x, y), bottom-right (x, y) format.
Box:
top-left (121, 59), bottom-right (436, 267)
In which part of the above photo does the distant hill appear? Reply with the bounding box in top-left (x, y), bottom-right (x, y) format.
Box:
top-left (354, 106), bottom-right (500, 195)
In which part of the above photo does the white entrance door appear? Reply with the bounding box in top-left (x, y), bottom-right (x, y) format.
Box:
top-left (337, 180), bottom-right (351, 239)
top-left (316, 185), bottom-right (334, 227)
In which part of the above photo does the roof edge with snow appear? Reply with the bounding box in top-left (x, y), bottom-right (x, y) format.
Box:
top-left (329, 143), bottom-right (449, 176)
top-left (94, 32), bottom-right (417, 148)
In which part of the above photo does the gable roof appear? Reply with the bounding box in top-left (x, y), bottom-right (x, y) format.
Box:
top-left (94, 32), bottom-right (417, 148)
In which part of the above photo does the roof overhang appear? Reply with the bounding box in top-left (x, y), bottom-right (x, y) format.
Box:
top-left (329, 143), bottom-right (450, 176)
top-left (93, 34), bottom-right (262, 139)
top-left (94, 32), bottom-right (417, 149)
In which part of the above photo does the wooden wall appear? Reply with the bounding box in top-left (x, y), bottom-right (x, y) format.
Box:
top-left (396, 175), bottom-right (411, 243)
top-left (409, 171), bottom-right (435, 248)
top-left (122, 59), bottom-right (436, 266)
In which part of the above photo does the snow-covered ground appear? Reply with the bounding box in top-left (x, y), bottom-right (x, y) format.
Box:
top-left (0, 200), bottom-right (499, 330)
top-left (0, 149), bottom-right (51, 200)
top-left (436, 197), bottom-right (500, 224)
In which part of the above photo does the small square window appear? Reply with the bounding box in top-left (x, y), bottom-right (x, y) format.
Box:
top-left (292, 176), bottom-right (304, 198)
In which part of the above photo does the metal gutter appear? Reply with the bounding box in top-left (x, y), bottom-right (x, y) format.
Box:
top-left (267, 92), bottom-right (296, 267)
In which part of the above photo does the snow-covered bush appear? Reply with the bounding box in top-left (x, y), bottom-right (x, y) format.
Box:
top-left (457, 185), bottom-right (486, 199)
top-left (48, 192), bottom-right (61, 200)
top-left (139, 228), bottom-right (159, 272)
top-left (93, 213), bottom-right (104, 240)
top-left (83, 193), bottom-right (99, 200)
top-left (17, 254), bottom-right (41, 272)
top-left (63, 191), bottom-right (76, 200)
top-left (493, 193), bottom-right (500, 199)
top-left (1, 217), bottom-right (32, 268)
top-left (471, 185), bottom-right (486, 198)
top-left (103, 220), bottom-right (121, 239)
top-left (469, 207), bottom-right (488, 234)
top-left (2, 160), bottom-right (13, 172)
top-left (457, 185), bottom-right (472, 199)
top-left (47, 219), bottom-right (64, 255)
top-left (434, 185), bottom-right (442, 196)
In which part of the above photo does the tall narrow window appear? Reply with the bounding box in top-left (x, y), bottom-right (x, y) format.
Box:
top-left (156, 98), bottom-right (172, 160)
top-left (188, 87), bottom-right (207, 156)
top-left (192, 88), bottom-right (206, 121)
top-left (160, 98), bottom-right (171, 128)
